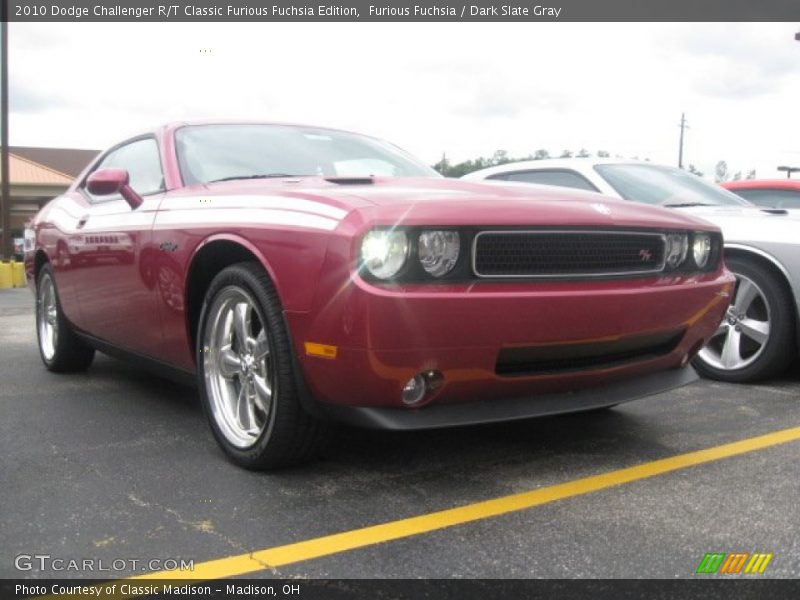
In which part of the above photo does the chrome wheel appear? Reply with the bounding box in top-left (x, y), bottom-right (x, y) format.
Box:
top-left (37, 274), bottom-right (59, 361)
top-left (202, 286), bottom-right (274, 449)
top-left (698, 273), bottom-right (770, 371)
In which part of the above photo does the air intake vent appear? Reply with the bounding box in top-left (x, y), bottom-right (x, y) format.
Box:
top-left (496, 329), bottom-right (685, 376)
top-left (324, 177), bottom-right (374, 185)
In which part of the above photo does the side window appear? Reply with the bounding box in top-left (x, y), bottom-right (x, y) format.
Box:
top-left (734, 188), bottom-right (800, 209)
top-left (502, 169), bottom-right (599, 192)
top-left (86, 138), bottom-right (164, 200)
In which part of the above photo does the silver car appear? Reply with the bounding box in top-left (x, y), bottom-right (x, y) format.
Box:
top-left (464, 159), bottom-right (800, 383)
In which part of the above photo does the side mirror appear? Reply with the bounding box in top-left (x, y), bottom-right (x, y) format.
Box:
top-left (86, 168), bottom-right (143, 209)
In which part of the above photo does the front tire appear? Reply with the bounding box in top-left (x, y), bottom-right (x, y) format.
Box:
top-left (197, 262), bottom-right (330, 470)
top-left (693, 256), bottom-right (796, 382)
top-left (36, 264), bottom-right (95, 372)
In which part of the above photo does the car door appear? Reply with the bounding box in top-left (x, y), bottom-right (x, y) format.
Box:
top-left (71, 137), bottom-right (165, 356)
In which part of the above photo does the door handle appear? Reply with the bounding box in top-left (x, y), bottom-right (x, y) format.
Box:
top-left (76, 215), bottom-right (89, 229)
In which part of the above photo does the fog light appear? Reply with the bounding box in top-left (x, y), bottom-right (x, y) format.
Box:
top-left (425, 370), bottom-right (444, 391)
top-left (402, 374), bottom-right (427, 405)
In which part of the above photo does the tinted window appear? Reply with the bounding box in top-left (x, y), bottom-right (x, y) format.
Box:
top-left (731, 188), bottom-right (800, 209)
top-left (89, 138), bottom-right (164, 198)
top-left (493, 169), bottom-right (599, 192)
top-left (175, 124), bottom-right (438, 185)
top-left (595, 164), bottom-right (749, 207)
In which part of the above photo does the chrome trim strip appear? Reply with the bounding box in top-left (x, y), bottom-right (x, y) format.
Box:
top-left (471, 229), bottom-right (668, 279)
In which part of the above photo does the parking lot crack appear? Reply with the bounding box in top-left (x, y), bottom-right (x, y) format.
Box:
top-left (127, 494), bottom-right (248, 554)
top-left (248, 552), bottom-right (279, 574)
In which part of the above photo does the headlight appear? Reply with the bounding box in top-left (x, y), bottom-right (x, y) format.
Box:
top-left (693, 233), bottom-right (712, 268)
top-left (360, 229), bottom-right (409, 279)
top-left (418, 230), bottom-right (460, 277)
top-left (664, 233), bottom-right (688, 269)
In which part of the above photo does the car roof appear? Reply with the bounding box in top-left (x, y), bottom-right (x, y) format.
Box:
top-left (462, 157), bottom-right (650, 179)
top-left (156, 120), bottom-right (367, 138)
top-left (722, 179), bottom-right (800, 190)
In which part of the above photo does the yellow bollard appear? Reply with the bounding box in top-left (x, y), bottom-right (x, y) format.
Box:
top-left (11, 261), bottom-right (26, 287)
top-left (0, 262), bottom-right (12, 289)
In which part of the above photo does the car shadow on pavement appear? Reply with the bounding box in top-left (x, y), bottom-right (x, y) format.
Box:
top-left (87, 352), bottom-right (666, 477)
top-left (84, 352), bottom-right (799, 486)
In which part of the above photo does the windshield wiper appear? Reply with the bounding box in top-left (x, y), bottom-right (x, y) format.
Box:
top-left (209, 174), bottom-right (300, 183)
top-left (661, 202), bottom-right (715, 208)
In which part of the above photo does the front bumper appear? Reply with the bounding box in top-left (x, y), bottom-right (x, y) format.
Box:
top-left (320, 366), bottom-right (698, 430)
top-left (287, 270), bottom-right (733, 419)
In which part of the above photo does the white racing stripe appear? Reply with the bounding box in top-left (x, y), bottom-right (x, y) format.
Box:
top-left (163, 195), bottom-right (349, 220)
top-left (154, 207), bottom-right (341, 231)
top-left (81, 213), bottom-right (156, 231)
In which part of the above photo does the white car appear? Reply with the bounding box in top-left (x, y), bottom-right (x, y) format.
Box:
top-left (465, 159), bottom-right (800, 383)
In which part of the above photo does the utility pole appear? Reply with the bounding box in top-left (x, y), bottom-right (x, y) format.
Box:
top-left (677, 112), bottom-right (688, 169)
top-left (0, 11), bottom-right (10, 259)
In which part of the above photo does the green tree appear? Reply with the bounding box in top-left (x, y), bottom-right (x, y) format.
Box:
top-left (576, 148), bottom-right (590, 158)
top-left (559, 149), bottom-right (573, 158)
top-left (746, 169), bottom-right (756, 179)
top-left (597, 150), bottom-right (610, 158)
top-left (688, 164), bottom-right (704, 177)
top-left (433, 153), bottom-right (450, 177)
top-left (714, 161), bottom-right (729, 183)
top-left (492, 150), bottom-right (510, 165)
top-left (533, 149), bottom-right (550, 160)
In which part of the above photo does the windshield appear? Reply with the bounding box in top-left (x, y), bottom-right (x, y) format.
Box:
top-left (595, 164), bottom-right (751, 207)
top-left (175, 124), bottom-right (439, 185)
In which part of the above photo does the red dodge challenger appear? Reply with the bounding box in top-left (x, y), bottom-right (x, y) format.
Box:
top-left (25, 122), bottom-right (734, 469)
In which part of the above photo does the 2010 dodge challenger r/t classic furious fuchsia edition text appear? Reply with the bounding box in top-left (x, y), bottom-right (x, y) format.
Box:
top-left (24, 122), bottom-right (734, 469)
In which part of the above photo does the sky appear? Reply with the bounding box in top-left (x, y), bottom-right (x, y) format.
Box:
top-left (8, 22), bottom-right (800, 179)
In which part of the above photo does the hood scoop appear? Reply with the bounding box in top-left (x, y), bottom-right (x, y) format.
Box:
top-left (759, 208), bottom-right (788, 215)
top-left (324, 176), bottom-right (374, 185)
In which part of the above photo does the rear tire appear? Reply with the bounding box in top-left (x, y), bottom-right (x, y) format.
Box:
top-left (197, 262), bottom-right (331, 470)
top-left (693, 255), bottom-right (795, 382)
top-left (36, 264), bottom-right (95, 373)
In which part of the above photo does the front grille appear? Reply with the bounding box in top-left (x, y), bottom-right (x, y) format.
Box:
top-left (496, 329), bottom-right (685, 377)
top-left (473, 230), bottom-right (666, 278)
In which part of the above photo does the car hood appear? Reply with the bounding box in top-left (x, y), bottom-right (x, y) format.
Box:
top-left (675, 205), bottom-right (800, 245)
top-left (190, 177), bottom-right (717, 231)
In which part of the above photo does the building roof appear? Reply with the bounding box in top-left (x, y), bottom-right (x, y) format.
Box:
top-left (9, 153), bottom-right (74, 186)
top-left (10, 146), bottom-right (99, 178)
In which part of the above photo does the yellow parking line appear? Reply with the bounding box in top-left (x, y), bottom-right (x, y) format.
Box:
top-left (46, 425), bottom-right (800, 597)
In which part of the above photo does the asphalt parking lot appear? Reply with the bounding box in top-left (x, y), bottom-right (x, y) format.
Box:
top-left (1, 287), bottom-right (799, 581)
